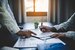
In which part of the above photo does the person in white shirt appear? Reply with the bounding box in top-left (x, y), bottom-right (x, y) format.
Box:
top-left (0, 0), bottom-right (36, 47)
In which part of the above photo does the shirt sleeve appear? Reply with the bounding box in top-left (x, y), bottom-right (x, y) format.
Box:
top-left (1, 5), bottom-right (20, 34)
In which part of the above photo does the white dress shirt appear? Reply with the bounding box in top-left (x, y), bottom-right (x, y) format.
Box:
top-left (0, 0), bottom-right (20, 34)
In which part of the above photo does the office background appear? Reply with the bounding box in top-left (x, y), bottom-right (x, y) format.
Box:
top-left (8, 0), bottom-right (75, 25)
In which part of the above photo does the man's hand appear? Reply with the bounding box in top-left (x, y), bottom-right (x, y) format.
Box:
top-left (17, 30), bottom-right (36, 38)
top-left (39, 26), bottom-right (57, 32)
top-left (39, 26), bottom-right (51, 32)
top-left (50, 33), bottom-right (66, 38)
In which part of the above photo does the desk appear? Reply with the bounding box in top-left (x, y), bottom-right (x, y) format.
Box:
top-left (23, 22), bottom-right (52, 30)
top-left (14, 22), bottom-right (66, 50)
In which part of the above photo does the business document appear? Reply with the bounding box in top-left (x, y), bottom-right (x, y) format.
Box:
top-left (14, 29), bottom-right (65, 48)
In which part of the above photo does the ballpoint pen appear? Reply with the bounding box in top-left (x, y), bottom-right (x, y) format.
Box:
top-left (31, 35), bottom-right (43, 40)
top-left (31, 35), bottom-right (52, 40)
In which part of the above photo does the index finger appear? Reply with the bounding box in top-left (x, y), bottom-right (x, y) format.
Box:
top-left (28, 30), bottom-right (36, 35)
top-left (31, 32), bottom-right (37, 35)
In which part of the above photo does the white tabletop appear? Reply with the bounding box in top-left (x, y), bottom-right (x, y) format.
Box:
top-left (14, 22), bottom-right (65, 50)
top-left (23, 22), bottom-right (52, 30)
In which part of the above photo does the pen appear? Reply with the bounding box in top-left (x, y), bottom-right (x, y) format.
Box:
top-left (31, 35), bottom-right (43, 40)
top-left (31, 35), bottom-right (53, 40)
top-left (41, 22), bottom-right (43, 26)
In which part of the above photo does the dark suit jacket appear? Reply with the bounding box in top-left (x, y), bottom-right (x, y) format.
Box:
top-left (53, 13), bottom-right (75, 40)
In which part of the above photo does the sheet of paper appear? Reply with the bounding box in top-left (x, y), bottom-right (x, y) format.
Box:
top-left (30, 29), bottom-right (55, 40)
top-left (14, 29), bottom-right (66, 48)
top-left (14, 37), bottom-right (44, 48)
top-left (14, 37), bottom-right (65, 48)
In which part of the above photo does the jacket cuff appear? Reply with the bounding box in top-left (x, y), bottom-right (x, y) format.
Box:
top-left (63, 31), bottom-right (75, 40)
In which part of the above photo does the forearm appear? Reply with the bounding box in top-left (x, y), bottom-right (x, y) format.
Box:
top-left (2, 11), bottom-right (20, 34)
top-left (53, 22), bottom-right (70, 32)
top-left (2, 17), bottom-right (20, 34)
top-left (0, 0), bottom-right (20, 34)
top-left (49, 27), bottom-right (58, 32)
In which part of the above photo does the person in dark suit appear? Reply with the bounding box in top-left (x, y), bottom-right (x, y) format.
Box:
top-left (40, 12), bottom-right (75, 50)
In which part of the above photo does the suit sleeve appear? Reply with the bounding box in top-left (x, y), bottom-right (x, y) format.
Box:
top-left (63, 31), bottom-right (75, 40)
top-left (53, 13), bottom-right (75, 32)
top-left (53, 21), bottom-right (70, 32)
top-left (53, 13), bottom-right (75, 40)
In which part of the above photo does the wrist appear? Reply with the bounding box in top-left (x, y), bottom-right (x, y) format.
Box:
top-left (16, 30), bottom-right (23, 36)
top-left (50, 27), bottom-right (57, 32)
top-left (59, 33), bottom-right (66, 37)
top-left (62, 34), bottom-right (66, 37)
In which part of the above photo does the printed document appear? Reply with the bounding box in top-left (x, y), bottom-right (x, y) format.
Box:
top-left (14, 29), bottom-right (65, 48)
